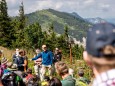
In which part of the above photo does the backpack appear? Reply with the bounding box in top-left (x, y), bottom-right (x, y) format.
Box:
top-left (27, 77), bottom-right (39, 86)
top-left (2, 71), bottom-right (26, 86)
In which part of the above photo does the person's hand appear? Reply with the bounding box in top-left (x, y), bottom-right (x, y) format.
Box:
top-left (23, 64), bottom-right (26, 66)
top-left (28, 59), bottom-right (32, 61)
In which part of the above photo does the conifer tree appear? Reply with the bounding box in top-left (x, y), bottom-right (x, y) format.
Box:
top-left (0, 0), bottom-right (14, 47)
top-left (16, 1), bottom-right (26, 48)
top-left (19, 2), bottom-right (25, 30)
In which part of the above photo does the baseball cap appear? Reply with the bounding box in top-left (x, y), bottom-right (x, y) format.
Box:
top-left (86, 23), bottom-right (115, 57)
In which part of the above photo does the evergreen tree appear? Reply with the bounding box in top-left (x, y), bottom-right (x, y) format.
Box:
top-left (19, 2), bottom-right (25, 30)
top-left (16, 1), bottom-right (26, 48)
top-left (64, 25), bottom-right (69, 44)
top-left (44, 23), bottom-right (57, 51)
top-left (0, 0), bottom-right (14, 47)
top-left (24, 22), bottom-right (44, 49)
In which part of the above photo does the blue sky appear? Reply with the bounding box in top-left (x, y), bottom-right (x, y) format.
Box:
top-left (6, 0), bottom-right (115, 19)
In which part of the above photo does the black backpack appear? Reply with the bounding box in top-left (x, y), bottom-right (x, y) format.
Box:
top-left (2, 71), bottom-right (26, 86)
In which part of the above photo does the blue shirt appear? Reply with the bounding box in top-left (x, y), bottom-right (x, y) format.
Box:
top-left (32, 50), bottom-right (53, 65)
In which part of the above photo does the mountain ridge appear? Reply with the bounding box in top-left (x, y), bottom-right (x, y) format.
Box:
top-left (25, 8), bottom-right (91, 41)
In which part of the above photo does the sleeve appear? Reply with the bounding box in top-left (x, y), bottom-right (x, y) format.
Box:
top-left (50, 51), bottom-right (54, 64)
top-left (32, 53), bottom-right (42, 60)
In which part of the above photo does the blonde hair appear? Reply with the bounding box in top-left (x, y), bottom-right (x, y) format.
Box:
top-left (89, 46), bottom-right (115, 72)
top-left (102, 45), bottom-right (115, 55)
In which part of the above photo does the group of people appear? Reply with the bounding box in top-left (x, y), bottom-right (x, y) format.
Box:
top-left (0, 22), bottom-right (115, 86)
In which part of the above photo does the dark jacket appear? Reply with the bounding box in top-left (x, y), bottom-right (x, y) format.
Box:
top-left (15, 56), bottom-right (25, 71)
top-left (54, 52), bottom-right (62, 63)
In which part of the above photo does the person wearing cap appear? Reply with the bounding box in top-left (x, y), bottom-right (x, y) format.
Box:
top-left (83, 23), bottom-right (115, 86)
top-left (55, 61), bottom-right (76, 86)
top-left (31, 45), bottom-right (53, 81)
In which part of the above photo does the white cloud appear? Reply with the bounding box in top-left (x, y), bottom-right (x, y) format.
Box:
top-left (5, 0), bottom-right (115, 18)
top-left (84, 0), bottom-right (94, 5)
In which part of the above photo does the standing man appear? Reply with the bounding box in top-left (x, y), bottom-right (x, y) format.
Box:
top-left (31, 45), bottom-right (53, 81)
top-left (83, 23), bottom-right (115, 86)
top-left (53, 48), bottom-right (62, 64)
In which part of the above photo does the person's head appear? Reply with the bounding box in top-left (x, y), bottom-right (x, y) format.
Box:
top-left (23, 50), bottom-right (26, 56)
top-left (78, 68), bottom-right (84, 77)
top-left (42, 45), bottom-right (47, 51)
top-left (15, 48), bottom-right (19, 55)
top-left (35, 49), bottom-right (41, 54)
top-left (19, 50), bottom-right (24, 56)
top-left (0, 50), bottom-right (2, 57)
top-left (44, 76), bottom-right (50, 82)
top-left (27, 68), bottom-right (32, 74)
top-left (55, 61), bottom-right (69, 76)
top-left (69, 68), bottom-right (74, 77)
top-left (55, 48), bottom-right (59, 54)
top-left (49, 77), bottom-right (62, 86)
top-left (83, 23), bottom-right (115, 75)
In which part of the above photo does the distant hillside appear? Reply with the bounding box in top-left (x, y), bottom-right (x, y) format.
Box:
top-left (86, 17), bottom-right (107, 24)
top-left (25, 9), bottom-right (91, 41)
top-left (70, 12), bottom-right (83, 20)
top-left (106, 18), bottom-right (115, 24)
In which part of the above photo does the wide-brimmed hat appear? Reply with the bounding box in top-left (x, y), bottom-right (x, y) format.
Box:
top-left (1, 57), bottom-right (8, 64)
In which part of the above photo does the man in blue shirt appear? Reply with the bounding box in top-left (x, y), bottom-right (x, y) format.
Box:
top-left (31, 45), bottom-right (53, 81)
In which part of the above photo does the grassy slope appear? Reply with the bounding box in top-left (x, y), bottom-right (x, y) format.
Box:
top-left (0, 46), bottom-right (92, 80)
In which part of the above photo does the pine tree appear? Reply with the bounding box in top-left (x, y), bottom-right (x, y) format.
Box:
top-left (19, 1), bottom-right (25, 30)
top-left (64, 25), bottom-right (69, 43)
top-left (0, 0), bottom-right (14, 47)
top-left (16, 1), bottom-right (26, 48)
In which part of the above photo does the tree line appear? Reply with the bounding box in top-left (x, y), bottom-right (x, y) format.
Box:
top-left (0, 0), bottom-right (84, 60)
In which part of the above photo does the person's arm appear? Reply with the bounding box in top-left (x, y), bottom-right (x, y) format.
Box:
top-left (50, 51), bottom-right (54, 65)
top-left (32, 53), bottom-right (42, 60)
top-left (23, 57), bottom-right (28, 72)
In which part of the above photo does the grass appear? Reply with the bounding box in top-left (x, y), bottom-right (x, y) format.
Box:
top-left (0, 46), bottom-right (92, 80)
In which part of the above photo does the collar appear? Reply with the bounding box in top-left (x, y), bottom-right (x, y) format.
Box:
top-left (43, 50), bottom-right (48, 53)
top-left (93, 69), bottom-right (115, 86)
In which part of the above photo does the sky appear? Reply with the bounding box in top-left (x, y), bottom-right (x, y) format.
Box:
top-left (6, 0), bottom-right (115, 19)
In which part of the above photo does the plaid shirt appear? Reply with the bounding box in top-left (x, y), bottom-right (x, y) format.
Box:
top-left (93, 69), bottom-right (115, 86)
